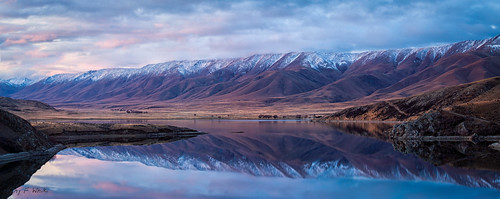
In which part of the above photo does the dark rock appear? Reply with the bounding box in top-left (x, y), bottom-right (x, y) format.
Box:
top-left (490, 142), bottom-right (500, 151)
top-left (390, 110), bottom-right (500, 138)
top-left (0, 109), bottom-right (54, 154)
top-left (392, 138), bottom-right (500, 172)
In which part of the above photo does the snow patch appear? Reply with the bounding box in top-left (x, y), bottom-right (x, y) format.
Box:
top-left (0, 77), bottom-right (38, 86)
top-left (36, 36), bottom-right (499, 84)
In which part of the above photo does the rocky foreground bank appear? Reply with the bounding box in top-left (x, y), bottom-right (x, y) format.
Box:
top-left (391, 110), bottom-right (500, 138)
top-left (323, 76), bottom-right (500, 139)
top-left (0, 109), bottom-right (54, 155)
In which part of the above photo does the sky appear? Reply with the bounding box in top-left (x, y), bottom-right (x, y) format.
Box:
top-left (0, 0), bottom-right (499, 80)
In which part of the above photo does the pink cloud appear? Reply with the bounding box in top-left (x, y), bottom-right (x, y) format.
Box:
top-left (92, 182), bottom-right (140, 193)
top-left (95, 38), bottom-right (141, 49)
top-left (26, 49), bottom-right (51, 58)
top-left (4, 38), bottom-right (27, 45)
top-left (4, 33), bottom-right (57, 45)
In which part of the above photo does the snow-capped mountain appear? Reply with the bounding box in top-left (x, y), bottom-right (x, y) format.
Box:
top-left (43, 52), bottom-right (360, 83)
top-left (0, 78), bottom-right (37, 86)
top-left (40, 35), bottom-right (499, 83)
top-left (8, 35), bottom-right (500, 105)
top-left (0, 78), bottom-right (38, 96)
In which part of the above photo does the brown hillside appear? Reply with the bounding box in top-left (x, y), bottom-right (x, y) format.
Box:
top-left (324, 76), bottom-right (500, 121)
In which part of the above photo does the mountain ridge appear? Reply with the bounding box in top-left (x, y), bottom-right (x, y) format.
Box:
top-left (7, 35), bottom-right (500, 107)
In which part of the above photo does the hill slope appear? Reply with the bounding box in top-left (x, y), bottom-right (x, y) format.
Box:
top-left (0, 109), bottom-right (54, 154)
top-left (324, 76), bottom-right (500, 121)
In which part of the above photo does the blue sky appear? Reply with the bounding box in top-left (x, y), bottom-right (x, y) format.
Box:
top-left (0, 0), bottom-right (499, 79)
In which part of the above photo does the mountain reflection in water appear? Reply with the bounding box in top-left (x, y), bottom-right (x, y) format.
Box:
top-left (9, 120), bottom-right (500, 198)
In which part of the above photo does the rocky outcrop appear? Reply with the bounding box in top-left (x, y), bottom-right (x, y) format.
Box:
top-left (0, 109), bottom-right (54, 154)
top-left (324, 101), bottom-right (409, 121)
top-left (389, 110), bottom-right (500, 171)
top-left (0, 109), bottom-right (58, 198)
top-left (390, 110), bottom-right (500, 138)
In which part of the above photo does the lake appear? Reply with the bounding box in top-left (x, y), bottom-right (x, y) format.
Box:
top-left (8, 120), bottom-right (500, 198)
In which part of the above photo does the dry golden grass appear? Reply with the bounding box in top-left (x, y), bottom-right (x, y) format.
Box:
top-left (11, 100), bottom-right (368, 121)
top-left (31, 122), bottom-right (196, 135)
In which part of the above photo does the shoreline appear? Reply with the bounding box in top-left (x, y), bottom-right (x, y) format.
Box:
top-left (0, 144), bottom-right (65, 165)
top-left (391, 135), bottom-right (500, 142)
top-left (29, 118), bottom-right (404, 124)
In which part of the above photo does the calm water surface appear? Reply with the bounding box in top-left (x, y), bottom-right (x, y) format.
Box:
top-left (9, 120), bottom-right (500, 198)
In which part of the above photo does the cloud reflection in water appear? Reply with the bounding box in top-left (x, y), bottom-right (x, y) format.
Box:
top-left (15, 154), bottom-right (500, 199)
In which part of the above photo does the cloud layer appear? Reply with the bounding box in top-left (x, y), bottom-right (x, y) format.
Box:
top-left (1, 0), bottom-right (499, 79)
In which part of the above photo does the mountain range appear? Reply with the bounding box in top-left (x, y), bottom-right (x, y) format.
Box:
top-left (4, 35), bottom-right (500, 107)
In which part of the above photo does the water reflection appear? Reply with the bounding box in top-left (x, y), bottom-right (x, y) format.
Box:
top-left (325, 121), bottom-right (395, 141)
top-left (0, 155), bottom-right (53, 199)
top-left (15, 154), bottom-right (500, 199)
top-left (59, 120), bottom-right (500, 188)
top-left (7, 120), bottom-right (500, 198)
top-left (329, 121), bottom-right (500, 172)
top-left (392, 139), bottom-right (500, 172)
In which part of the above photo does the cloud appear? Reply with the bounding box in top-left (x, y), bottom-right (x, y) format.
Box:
top-left (0, 0), bottom-right (499, 79)
top-left (92, 182), bottom-right (140, 193)
top-left (95, 38), bottom-right (141, 49)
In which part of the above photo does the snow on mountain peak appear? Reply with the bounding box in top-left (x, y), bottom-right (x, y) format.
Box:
top-left (355, 35), bottom-right (500, 65)
top-left (485, 34), bottom-right (500, 51)
top-left (142, 58), bottom-right (238, 76)
top-left (301, 52), bottom-right (362, 70)
top-left (0, 77), bottom-right (37, 86)
top-left (36, 36), bottom-right (499, 84)
top-left (52, 52), bottom-right (362, 83)
top-left (44, 73), bottom-right (82, 83)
